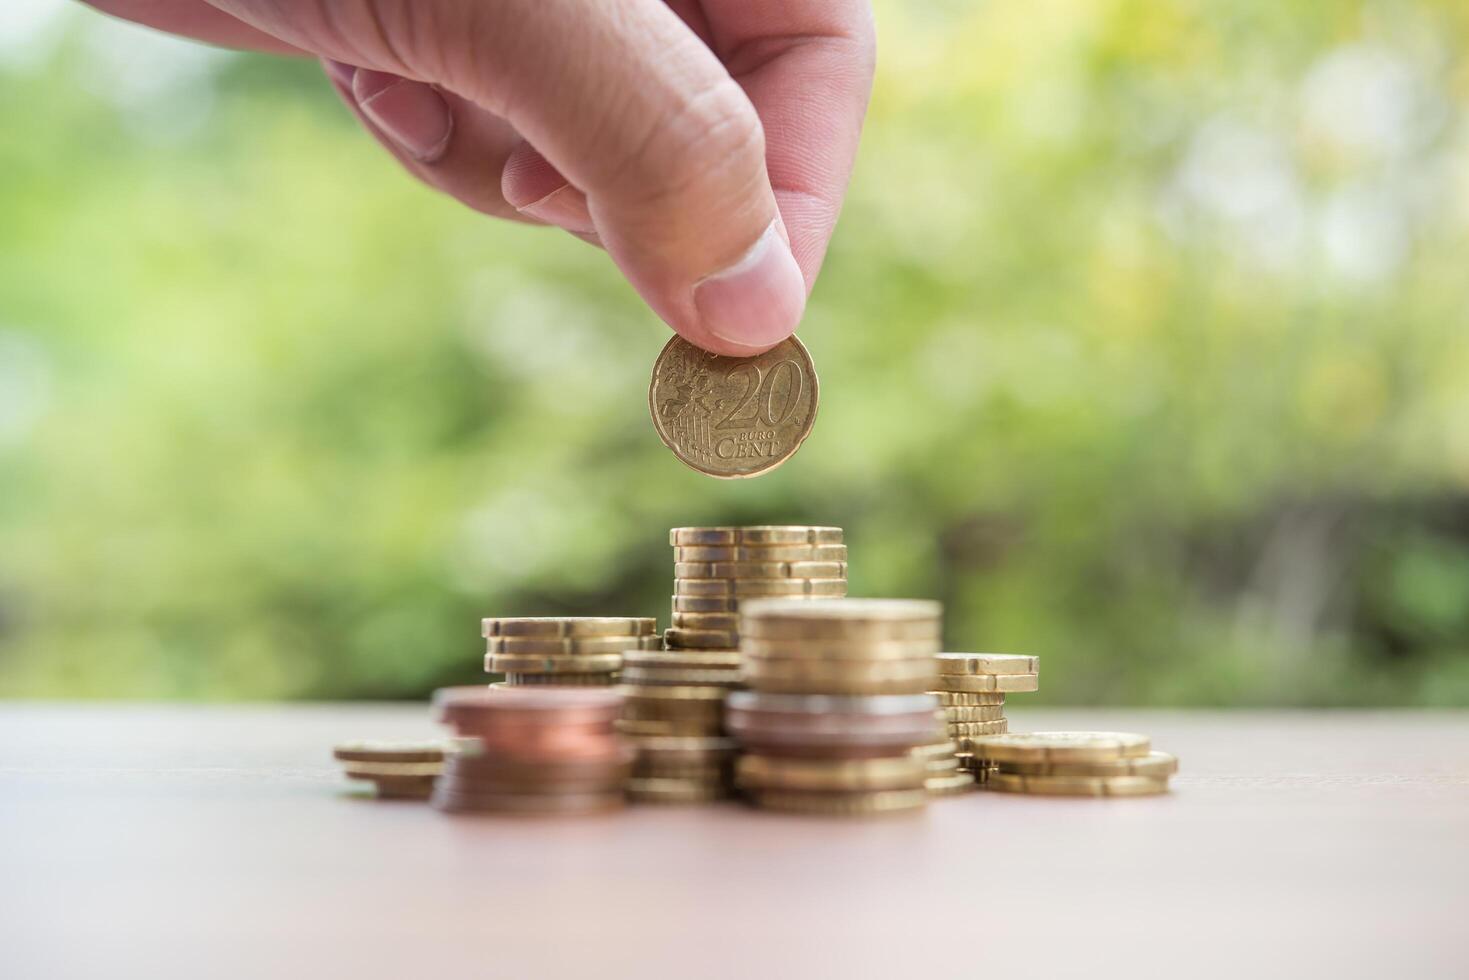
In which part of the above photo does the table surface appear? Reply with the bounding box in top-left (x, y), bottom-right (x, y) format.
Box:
top-left (2, 704), bottom-right (1466, 980)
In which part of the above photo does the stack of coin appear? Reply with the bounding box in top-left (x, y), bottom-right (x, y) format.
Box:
top-left (618, 648), bottom-right (743, 802)
top-left (730, 598), bottom-right (944, 816)
top-left (332, 741), bottom-right (447, 799)
top-left (970, 732), bottom-right (1178, 797)
top-left (911, 710), bottom-right (974, 796)
top-left (666, 526), bottom-right (847, 651)
top-left (483, 617), bottom-right (660, 686)
top-left (431, 686), bottom-right (632, 815)
top-left (931, 653), bottom-right (1039, 779)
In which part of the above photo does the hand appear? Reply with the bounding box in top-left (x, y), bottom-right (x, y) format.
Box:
top-left (84, 1), bottom-right (876, 355)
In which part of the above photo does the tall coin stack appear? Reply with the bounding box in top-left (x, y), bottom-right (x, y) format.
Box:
top-left (931, 653), bottom-right (1039, 783)
top-left (431, 686), bottom-right (632, 815)
top-left (483, 617), bottom-right (660, 687)
top-left (618, 648), bottom-right (742, 803)
top-left (730, 598), bottom-right (942, 816)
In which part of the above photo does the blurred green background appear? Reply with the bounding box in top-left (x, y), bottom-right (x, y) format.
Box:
top-left (2, 0), bottom-right (1468, 704)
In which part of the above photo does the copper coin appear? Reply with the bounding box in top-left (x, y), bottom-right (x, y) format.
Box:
top-left (432, 788), bottom-right (626, 815)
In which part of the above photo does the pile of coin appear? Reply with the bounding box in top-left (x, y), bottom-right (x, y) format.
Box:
top-left (431, 686), bottom-right (632, 814)
top-left (911, 710), bottom-right (974, 796)
top-left (931, 653), bottom-right (1039, 781)
top-left (483, 617), bottom-right (660, 686)
top-left (970, 732), bottom-right (1177, 797)
top-left (618, 648), bottom-right (742, 802)
top-left (730, 598), bottom-right (943, 815)
top-left (666, 526), bottom-right (847, 651)
top-left (332, 741), bottom-right (447, 799)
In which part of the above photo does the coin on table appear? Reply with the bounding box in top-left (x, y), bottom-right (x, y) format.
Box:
top-left (985, 772), bottom-right (1170, 797)
top-left (648, 333), bottom-right (819, 479)
top-left (997, 750), bottom-right (1179, 778)
top-left (925, 771), bottom-right (977, 796)
top-left (670, 527), bottom-right (843, 547)
top-left (737, 754), bottom-right (927, 792)
top-left (752, 788), bottom-right (929, 816)
top-left (968, 731), bottom-right (1152, 764)
top-left (626, 777), bottom-right (729, 803)
top-left (675, 577), bottom-right (847, 598)
top-left (340, 761), bottom-right (446, 778)
top-left (333, 741), bottom-right (447, 763)
top-left (481, 617), bottom-right (656, 638)
top-left (934, 653), bottom-right (1040, 675)
top-left (500, 672), bottom-right (618, 686)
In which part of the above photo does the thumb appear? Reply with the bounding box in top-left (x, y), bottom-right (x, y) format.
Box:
top-left (205, 0), bottom-right (806, 354)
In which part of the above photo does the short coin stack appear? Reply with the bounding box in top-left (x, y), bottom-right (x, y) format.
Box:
top-left (932, 653), bottom-right (1039, 782)
top-left (619, 648), bottom-right (742, 803)
top-left (483, 617), bottom-right (660, 687)
top-left (332, 741), bottom-right (447, 799)
top-left (731, 598), bottom-right (943, 816)
top-left (970, 732), bottom-right (1177, 797)
top-left (666, 526), bottom-right (848, 651)
top-left (431, 686), bottom-right (632, 815)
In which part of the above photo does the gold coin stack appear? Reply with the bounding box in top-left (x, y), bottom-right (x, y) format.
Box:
top-left (332, 741), bottom-right (447, 799)
top-left (969, 732), bottom-right (1178, 797)
top-left (618, 648), bottom-right (742, 803)
top-left (483, 617), bottom-right (661, 686)
top-left (931, 653), bottom-right (1039, 782)
top-left (666, 526), bottom-right (848, 651)
top-left (911, 710), bottom-right (974, 796)
top-left (731, 598), bottom-right (943, 816)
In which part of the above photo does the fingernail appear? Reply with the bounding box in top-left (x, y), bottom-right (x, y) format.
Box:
top-left (352, 69), bottom-right (453, 163)
top-left (694, 221), bottom-right (807, 350)
top-left (323, 59), bottom-right (356, 88)
top-left (517, 185), bottom-right (596, 235)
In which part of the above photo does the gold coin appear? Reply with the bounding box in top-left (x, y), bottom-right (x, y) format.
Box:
top-left (670, 611), bottom-right (742, 632)
top-left (934, 653), bottom-right (1040, 675)
top-left (649, 333), bottom-right (819, 479)
top-left (620, 684), bottom-right (728, 703)
top-left (672, 595), bottom-right (743, 612)
top-left (968, 732), bottom-right (1152, 764)
top-left (333, 741), bottom-right (447, 763)
top-left (500, 672), bottom-right (618, 686)
top-left (485, 635), bottom-right (661, 656)
top-left (674, 560), bottom-right (848, 580)
top-left (932, 673), bottom-right (1038, 693)
top-left (742, 637), bottom-right (941, 661)
top-left (622, 650), bottom-right (741, 669)
top-left (925, 772), bottom-right (976, 796)
top-left (675, 577), bottom-right (848, 597)
top-left (340, 761), bottom-right (445, 778)
top-left (910, 741), bottom-right (959, 762)
top-left (480, 617), bottom-right (656, 638)
top-left (942, 705), bottom-right (1007, 722)
top-left (925, 755), bottom-right (961, 773)
top-left (752, 788), bottom-right (929, 816)
top-left (946, 719), bottom-right (1011, 737)
top-left (670, 527), bottom-right (843, 547)
top-left (626, 777), bottom-right (729, 803)
top-left (739, 598), bottom-right (941, 637)
top-left (932, 691), bottom-right (1007, 706)
top-left (616, 719), bottom-right (694, 737)
top-left (484, 652), bottom-right (624, 674)
top-left (985, 772), bottom-right (1170, 797)
top-left (674, 544), bottom-right (847, 563)
top-left (737, 755), bottom-right (926, 792)
top-left (368, 776), bottom-right (437, 800)
top-left (665, 626), bottom-right (741, 648)
top-left (618, 667), bottom-right (743, 688)
top-left (630, 735), bottom-right (739, 756)
top-left (997, 750), bottom-right (1179, 779)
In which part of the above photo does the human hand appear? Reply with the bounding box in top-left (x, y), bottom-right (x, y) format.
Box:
top-left (84, 1), bottom-right (876, 355)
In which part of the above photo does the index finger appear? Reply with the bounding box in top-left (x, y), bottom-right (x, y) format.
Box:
top-left (697, 0), bottom-right (876, 289)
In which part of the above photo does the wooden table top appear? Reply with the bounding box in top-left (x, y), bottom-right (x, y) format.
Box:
top-left (2, 704), bottom-right (1465, 979)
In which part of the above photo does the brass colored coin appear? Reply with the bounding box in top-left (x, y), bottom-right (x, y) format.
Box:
top-left (369, 776), bottom-right (437, 800)
top-left (481, 617), bottom-right (656, 638)
top-left (674, 560), bottom-right (848, 580)
top-left (739, 597), bottom-right (941, 634)
top-left (648, 333), bottom-right (819, 479)
top-left (486, 635), bottom-right (660, 656)
top-left (333, 741), bottom-right (447, 763)
top-left (616, 719), bottom-right (691, 737)
top-left (925, 771), bottom-right (976, 796)
top-left (741, 637), bottom-right (941, 661)
top-left (670, 611), bottom-right (742, 631)
top-left (752, 789), bottom-right (929, 816)
top-left (665, 627), bottom-right (741, 648)
top-left (998, 750), bottom-right (1179, 779)
top-left (618, 668), bottom-right (743, 688)
top-left (925, 755), bottom-right (961, 774)
top-left (932, 673), bottom-right (1038, 693)
top-left (968, 731), bottom-right (1152, 764)
top-left (946, 719), bottom-right (1011, 736)
top-left (672, 595), bottom-right (743, 612)
top-left (622, 649), bottom-right (741, 669)
top-left (985, 772), bottom-right (1171, 797)
top-left (933, 691), bottom-right (1007, 706)
top-left (432, 789), bottom-right (626, 815)
top-left (341, 761), bottom-right (445, 779)
top-left (670, 526), bottom-right (843, 547)
top-left (942, 705), bottom-right (1007, 722)
top-left (485, 652), bottom-right (624, 673)
top-left (934, 653), bottom-right (1040, 676)
top-left (631, 735), bottom-right (739, 756)
top-left (500, 672), bottom-right (618, 686)
top-left (674, 544), bottom-right (848, 564)
top-left (738, 755), bottom-right (926, 792)
top-left (620, 684), bottom-right (728, 703)
top-left (626, 777), bottom-right (729, 803)
top-left (911, 741), bottom-right (959, 762)
top-left (675, 577), bottom-right (847, 597)
top-left (743, 655), bottom-right (938, 684)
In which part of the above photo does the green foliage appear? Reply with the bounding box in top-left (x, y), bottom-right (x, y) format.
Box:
top-left (1, 1), bottom-right (1467, 703)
